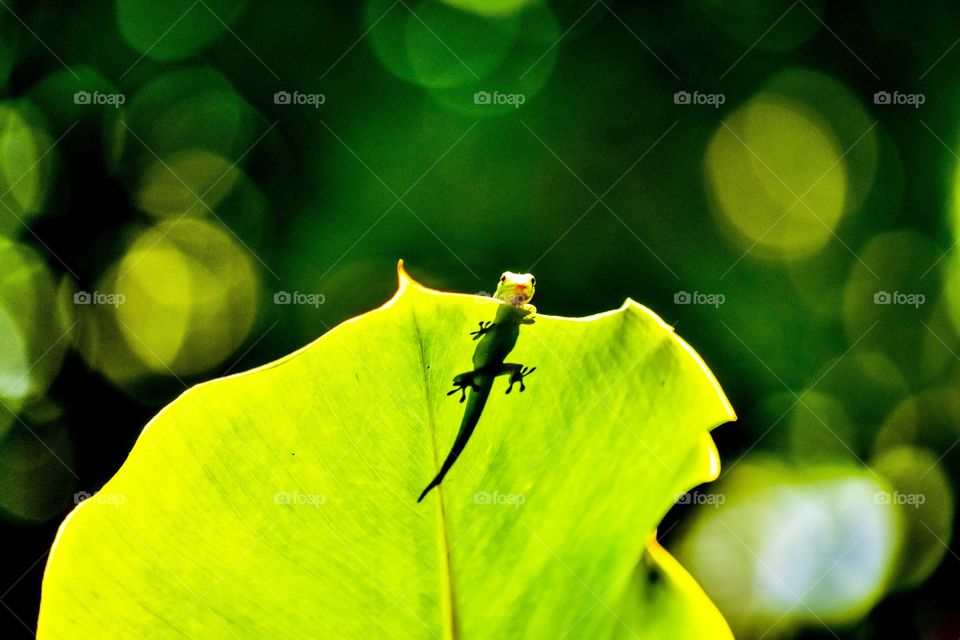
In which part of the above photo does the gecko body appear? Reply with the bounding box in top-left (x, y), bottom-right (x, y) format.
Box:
top-left (417, 272), bottom-right (537, 502)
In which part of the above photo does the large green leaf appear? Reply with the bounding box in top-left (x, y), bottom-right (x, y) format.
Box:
top-left (39, 262), bottom-right (735, 639)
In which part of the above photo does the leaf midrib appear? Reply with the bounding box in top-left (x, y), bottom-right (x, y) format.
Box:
top-left (411, 308), bottom-right (460, 640)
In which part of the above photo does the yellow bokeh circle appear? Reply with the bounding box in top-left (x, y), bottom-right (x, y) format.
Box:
top-left (114, 218), bottom-right (260, 376)
top-left (706, 94), bottom-right (848, 258)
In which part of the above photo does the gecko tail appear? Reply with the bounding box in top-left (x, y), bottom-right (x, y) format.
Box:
top-left (416, 447), bottom-right (469, 502)
top-left (417, 465), bottom-right (453, 502)
top-left (417, 481), bottom-right (438, 503)
top-left (417, 382), bottom-right (490, 503)
top-left (416, 455), bottom-right (457, 502)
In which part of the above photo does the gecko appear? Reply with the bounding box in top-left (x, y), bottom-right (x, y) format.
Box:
top-left (417, 272), bottom-right (538, 503)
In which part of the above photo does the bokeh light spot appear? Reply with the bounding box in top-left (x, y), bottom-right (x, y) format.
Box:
top-left (763, 69), bottom-right (878, 215)
top-left (27, 67), bottom-right (126, 140)
top-left (366, 0), bottom-right (519, 87)
top-left (0, 238), bottom-right (71, 413)
top-left (405, 1), bottom-right (520, 89)
top-left (841, 231), bottom-right (941, 377)
top-left (873, 388), bottom-right (960, 476)
top-left (787, 391), bottom-right (855, 463)
top-left (706, 94), bottom-right (848, 258)
top-left (872, 446), bottom-right (954, 590)
top-left (0, 103), bottom-right (54, 234)
top-left (73, 266), bottom-right (159, 392)
top-left (676, 459), bottom-right (898, 636)
top-left (439, 0), bottom-right (537, 18)
top-left (115, 68), bottom-right (254, 173)
top-left (810, 350), bottom-right (909, 451)
top-left (941, 162), bottom-right (960, 337)
top-left (428, 1), bottom-right (560, 117)
top-left (689, 0), bottom-right (825, 52)
top-left (134, 149), bottom-right (240, 218)
top-left (117, 0), bottom-right (248, 61)
top-left (0, 304), bottom-right (29, 412)
top-left (365, 0), bottom-right (560, 112)
top-left (114, 219), bottom-right (260, 376)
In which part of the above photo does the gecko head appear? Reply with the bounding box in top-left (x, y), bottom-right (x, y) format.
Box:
top-left (494, 271), bottom-right (535, 307)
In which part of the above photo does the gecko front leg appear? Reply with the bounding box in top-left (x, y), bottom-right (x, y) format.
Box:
top-left (503, 364), bottom-right (536, 394)
top-left (520, 303), bottom-right (536, 325)
top-left (470, 321), bottom-right (494, 340)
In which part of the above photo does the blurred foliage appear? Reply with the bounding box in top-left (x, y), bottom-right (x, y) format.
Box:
top-left (0, 0), bottom-right (958, 638)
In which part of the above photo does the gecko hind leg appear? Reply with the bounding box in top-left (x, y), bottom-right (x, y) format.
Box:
top-left (447, 371), bottom-right (481, 403)
top-left (504, 365), bottom-right (536, 394)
